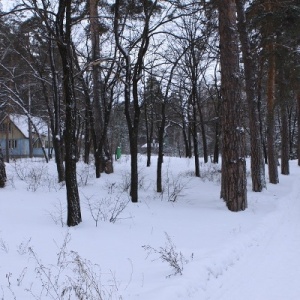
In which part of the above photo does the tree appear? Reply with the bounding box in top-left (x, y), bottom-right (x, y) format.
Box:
top-left (218, 0), bottom-right (247, 211)
top-left (236, 0), bottom-right (266, 191)
top-left (113, 0), bottom-right (167, 202)
top-left (55, 0), bottom-right (82, 226)
top-left (143, 75), bottom-right (163, 167)
top-left (0, 145), bottom-right (6, 188)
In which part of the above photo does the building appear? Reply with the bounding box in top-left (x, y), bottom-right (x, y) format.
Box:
top-left (0, 113), bottom-right (52, 159)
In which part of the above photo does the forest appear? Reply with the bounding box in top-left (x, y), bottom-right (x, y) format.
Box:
top-left (1, 0), bottom-right (300, 226)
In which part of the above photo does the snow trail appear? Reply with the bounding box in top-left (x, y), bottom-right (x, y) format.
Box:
top-left (205, 170), bottom-right (300, 300)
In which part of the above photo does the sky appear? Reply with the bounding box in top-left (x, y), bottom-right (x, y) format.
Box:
top-left (0, 155), bottom-right (300, 299)
top-left (0, 0), bottom-right (13, 12)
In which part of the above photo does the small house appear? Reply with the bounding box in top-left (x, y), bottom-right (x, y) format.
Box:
top-left (0, 113), bottom-right (52, 159)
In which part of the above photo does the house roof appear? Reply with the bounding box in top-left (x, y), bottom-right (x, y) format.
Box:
top-left (9, 114), bottom-right (48, 138)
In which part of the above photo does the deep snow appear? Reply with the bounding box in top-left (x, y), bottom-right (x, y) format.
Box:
top-left (0, 155), bottom-right (299, 299)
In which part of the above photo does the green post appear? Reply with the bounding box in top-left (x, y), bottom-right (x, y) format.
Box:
top-left (116, 146), bottom-right (121, 160)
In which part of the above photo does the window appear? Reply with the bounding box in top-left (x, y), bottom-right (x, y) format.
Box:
top-left (8, 139), bottom-right (17, 149)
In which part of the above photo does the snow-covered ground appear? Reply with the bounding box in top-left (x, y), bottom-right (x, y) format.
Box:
top-left (0, 155), bottom-right (299, 299)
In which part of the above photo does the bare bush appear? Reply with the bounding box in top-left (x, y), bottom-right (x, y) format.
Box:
top-left (48, 199), bottom-right (67, 227)
top-left (160, 167), bottom-right (189, 202)
top-left (0, 238), bottom-right (9, 253)
top-left (77, 163), bottom-right (95, 187)
top-left (142, 233), bottom-right (189, 278)
top-left (120, 171), bottom-right (131, 193)
top-left (12, 159), bottom-right (61, 192)
top-left (26, 165), bottom-right (48, 192)
top-left (26, 233), bottom-right (122, 300)
top-left (84, 193), bottom-right (130, 226)
top-left (17, 238), bottom-right (32, 255)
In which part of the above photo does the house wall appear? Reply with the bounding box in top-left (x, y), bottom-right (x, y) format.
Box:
top-left (0, 116), bottom-right (52, 159)
top-left (0, 118), bottom-right (25, 140)
top-left (0, 138), bottom-right (30, 158)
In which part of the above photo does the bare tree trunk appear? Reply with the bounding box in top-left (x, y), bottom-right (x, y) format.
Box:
top-left (278, 67), bottom-right (289, 175)
top-left (213, 123), bottom-right (220, 164)
top-left (157, 101), bottom-right (166, 193)
top-left (198, 105), bottom-right (208, 163)
top-left (0, 147), bottom-right (6, 188)
top-left (56, 0), bottom-right (81, 227)
top-left (297, 91), bottom-right (300, 166)
top-left (192, 102), bottom-right (200, 177)
top-left (144, 103), bottom-right (154, 167)
top-left (218, 0), bottom-right (247, 211)
top-left (43, 40), bottom-right (65, 181)
top-left (266, 44), bottom-right (279, 183)
top-left (89, 0), bottom-right (103, 178)
top-left (236, 0), bottom-right (266, 191)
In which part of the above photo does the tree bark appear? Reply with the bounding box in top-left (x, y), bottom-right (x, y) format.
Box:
top-left (278, 67), bottom-right (289, 175)
top-left (218, 0), bottom-right (247, 211)
top-left (0, 147), bottom-right (6, 188)
top-left (157, 101), bottom-right (166, 193)
top-left (56, 0), bottom-right (82, 226)
top-left (236, 0), bottom-right (266, 191)
top-left (297, 91), bottom-right (300, 166)
top-left (89, 0), bottom-right (103, 178)
top-left (266, 43), bottom-right (279, 183)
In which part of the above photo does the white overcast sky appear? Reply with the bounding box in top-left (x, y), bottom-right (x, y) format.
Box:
top-left (1, 0), bottom-right (15, 12)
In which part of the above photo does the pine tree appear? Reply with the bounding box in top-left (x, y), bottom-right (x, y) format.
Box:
top-left (218, 0), bottom-right (247, 211)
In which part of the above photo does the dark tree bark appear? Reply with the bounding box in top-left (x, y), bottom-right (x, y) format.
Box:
top-left (266, 43), bottom-right (279, 183)
top-left (0, 146), bottom-right (6, 188)
top-left (45, 38), bottom-right (65, 182)
top-left (191, 96), bottom-right (200, 177)
top-left (280, 99), bottom-right (290, 175)
top-left (218, 0), bottom-right (247, 211)
top-left (145, 105), bottom-right (154, 167)
top-left (278, 66), bottom-right (289, 175)
top-left (213, 123), bottom-right (220, 163)
top-left (89, 0), bottom-right (103, 178)
top-left (157, 100), bottom-right (166, 193)
top-left (56, 0), bottom-right (82, 226)
top-left (265, 0), bottom-right (279, 184)
top-left (297, 91), bottom-right (300, 166)
top-left (197, 102), bottom-right (208, 164)
top-left (236, 0), bottom-right (266, 191)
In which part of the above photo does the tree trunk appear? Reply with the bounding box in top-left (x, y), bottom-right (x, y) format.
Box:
top-left (236, 0), bottom-right (265, 191)
top-left (157, 101), bottom-right (166, 193)
top-left (218, 0), bottom-right (247, 211)
top-left (278, 67), bottom-right (289, 175)
top-left (48, 37), bottom-right (65, 182)
top-left (129, 129), bottom-right (139, 202)
top-left (213, 122), bottom-right (220, 164)
top-left (89, 0), bottom-right (103, 178)
top-left (182, 120), bottom-right (190, 158)
top-left (198, 105), bottom-right (208, 163)
top-left (297, 91), bottom-right (300, 166)
top-left (280, 100), bottom-right (289, 175)
top-left (56, 0), bottom-right (81, 227)
top-left (266, 45), bottom-right (279, 183)
top-left (144, 101), bottom-right (154, 167)
top-left (192, 102), bottom-right (200, 177)
top-left (0, 147), bottom-right (6, 188)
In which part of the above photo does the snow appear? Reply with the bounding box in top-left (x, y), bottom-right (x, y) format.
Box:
top-left (0, 155), bottom-right (300, 299)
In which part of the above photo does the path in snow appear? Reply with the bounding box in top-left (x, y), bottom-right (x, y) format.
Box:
top-left (204, 171), bottom-right (300, 300)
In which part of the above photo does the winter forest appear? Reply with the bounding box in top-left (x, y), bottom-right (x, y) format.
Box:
top-left (1, 0), bottom-right (300, 299)
top-left (1, 0), bottom-right (299, 222)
